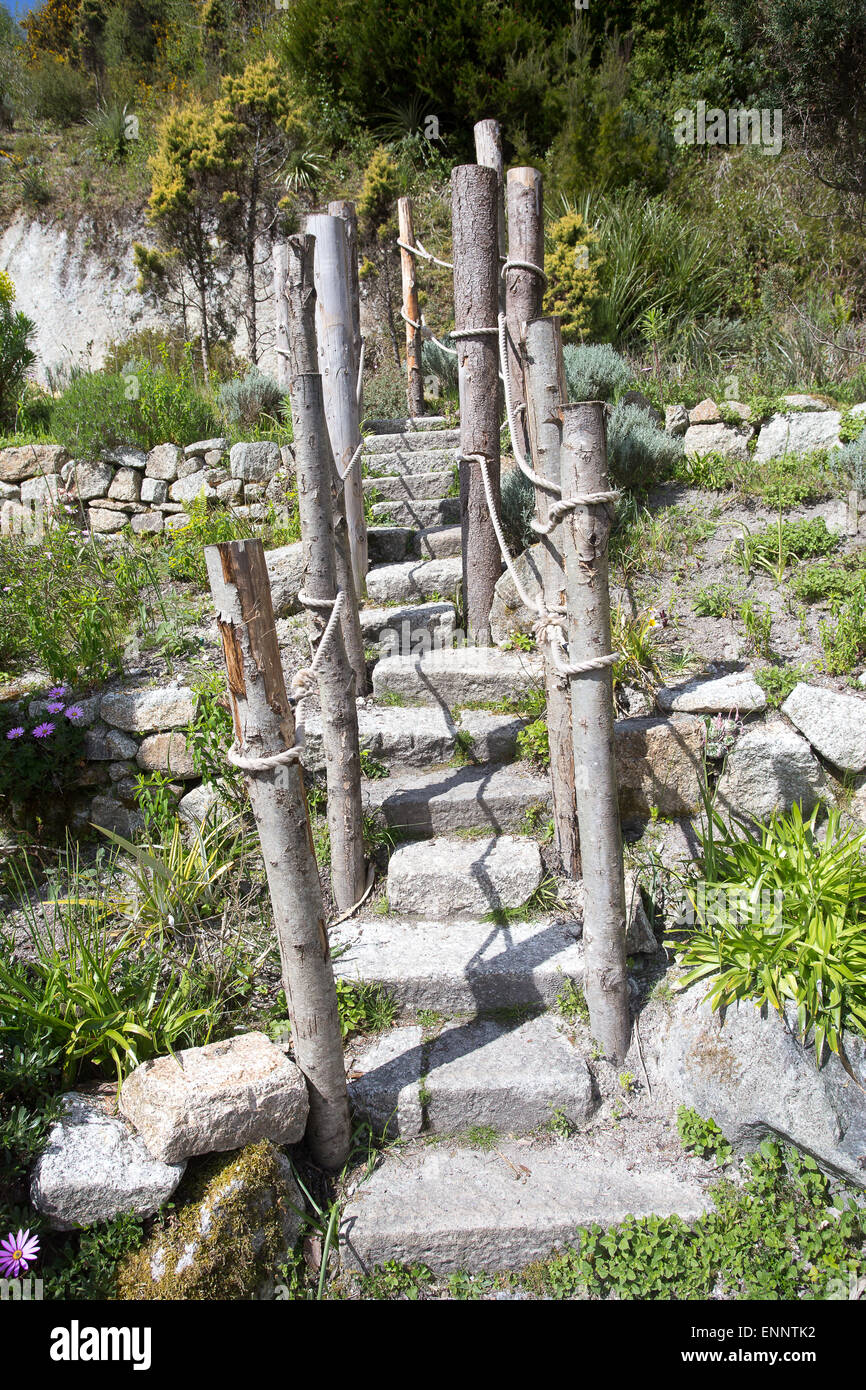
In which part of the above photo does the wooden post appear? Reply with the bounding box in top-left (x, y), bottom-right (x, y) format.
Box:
top-left (273, 240), bottom-right (290, 393)
top-left (397, 197), bottom-right (425, 418)
top-left (283, 234), bottom-right (366, 914)
top-left (523, 316), bottom-right (578, 878)
top-left (473, 119), bottom-right (506, 274)
top-left (559, 401), bottom-right (630, 1064)
top-left (328, 200), bottom-right (363, 417)
top-left (205, 538), bottom-right (351, 1170)
top-left (505, 169), bottom-right (544, 460)
top-left (452, 163), bottom-right (502, 644)
top-left (304, 213), bottom-right (368, 596)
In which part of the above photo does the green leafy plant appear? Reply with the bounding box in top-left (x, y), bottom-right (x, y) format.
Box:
top-left (692, 582), bottom-right (741, 619)
top-left (676, 1106), bottom-right (732, 1165)
top-left (0, 692), bottom-right (87, 819)
top-left (739, 598), bottom-right (773, 659)
top-left (515, 717), bottom-right (550, 770)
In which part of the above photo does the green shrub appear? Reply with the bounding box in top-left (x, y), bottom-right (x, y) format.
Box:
top-left (26, 56), bottom-right (94, 125)
top-left (516, 717), bottom-right (550, 770)
top-left (216, 367), bottom-right (285, 428)
top-left (834, 432), bottom-right (866, 493)
top-left (542, 212), bottom-right (604, 343)
top-left (0, 690), bottom-right (87, 820)
top-left (499, 465), bottom-right (536, 555)
top-left (562, 343), bottom-right (632, 404)
top-left (607, 400), bottom-right (683, 491)
top-left (0, 273), bottom-right (36, 428)
top-left (164, 496), bottom-right (300, 587)
top-left (421, 338), bottom-right (459, 397)
top-left (670, 802), bottom-right (866, 1063)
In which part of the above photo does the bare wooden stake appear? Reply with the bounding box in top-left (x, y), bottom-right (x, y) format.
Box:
top-left (328, 200), bottom-right (363, 417)
top-left (397, 196), bottom-right (425, 418)
top-left (205, 538), bottom-right (351, 1171)
top-left (473, 119), bottom-right (506, 277)
top-left (273, 240), bottom-right (290, 393)
top-left (523, 315), bottom-right (578, 878)
top-left (304, 213), bottom-right (368, 595)
top-left (451, 163), bottom-right (502, 643)
top-left (559, 401), bottom-right (630, 1063)
top-left (283, 234), bottom-right (366, 914)
top-left (505, 168), bottom-right (544, 460)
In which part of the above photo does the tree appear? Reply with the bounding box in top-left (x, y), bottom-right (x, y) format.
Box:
top-left (0, 271), bottom-right (36, 428)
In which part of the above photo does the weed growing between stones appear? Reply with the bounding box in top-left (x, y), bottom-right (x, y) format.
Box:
top-left (676, 1106), bottom-right (733, 1165)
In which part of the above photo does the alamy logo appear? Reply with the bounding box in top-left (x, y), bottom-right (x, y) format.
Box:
top-left (674, 102), bottom-right (782, 157)
top-left (50, 1321), bottom-right (152, 1371)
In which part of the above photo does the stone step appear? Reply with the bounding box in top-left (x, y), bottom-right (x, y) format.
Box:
top-left (303, 706), bottom-right (527, 774)
top-left (366, 556), bottom-right (462, 605)
top-left (348, 1014), bottom-right (594, 1141)
top-left (361, 763), bottom-right (551, 833)
top-left (370, 498), bottom-right (460, 528)
top-left (364, 428), bottom-right (460, 455)
top-left (340, 1134), bottom-right (712, 1274)
top-left (386, 835), bottom-right (544, 918)
top-left (363, 416), bottom-right (448, 433)
top-left (331, 915), bottom-right (584, 1014)
top-left (366, 526), bottom-right (414, 566)
top-left (372, 646), bottom-right (543, 707)
top-left (359, 600), bottom-right (456, 647)
top-left (414, 524), bottom-right (462, 559)
top-left (364, 449), bottom-right (458, 478)
top-left (363, 470), bottom-right (453, 501)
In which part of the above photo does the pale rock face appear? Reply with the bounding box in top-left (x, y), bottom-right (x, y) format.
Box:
top-left (386, 835), bottom-right (544, 919)
top-left (119, 1032), bottom-right (310, 1164)
top-left (782, 682), bottom-right (866, 773)
top-left (100, 682), bottom-right (195, 733)
top-left (688, 397), bottom-right (720, 424)
top-left (88, 507), bottom-right (127, 533)
top-left (0, 443), bottom-right (68, 483)
top-left (229, 441), bottom-right (280, 482)
top-left (716, 721), bottom-right (826, 821)
top-left (135, 731), bottom-right (197, 778)
top-left (169, 470), bottom-right (215, 503)
top-left (145, 443), bottom-right (182, 481)
top-left (656, 673), bottom-right (767, 716)
top-left (75, 459), bottom-right (115, 500)
top-left (264, 541), bottom-right (305, 617)
top-left (140, 476), bottom-right (168, 504)
top-left (683, 422), bottom-right (753, 461)
top-left (108, 467), bottom-right (142, 502)
top-left (184, 437), bottom-right (229, 458)
top-left (753, 410), bottom-right (842, 461)
top-left (613, 715), bottom-right (706, 818)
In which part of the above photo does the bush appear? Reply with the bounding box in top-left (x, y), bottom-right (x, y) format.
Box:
top-left (543, 212), bottom-right (604, 343)
top-left (164, 496), bottom-right (300, 587)
top-left (607, 400), bottom-right (683, 491)
top-left (26, 56), bottom-right (94, 125)
top-left (500, 466), bottom-right (536, 556)
top-left (0, 690), bottom-right (87, 820)
top-left (834, 432), bottom-right (866, 493)
top-left (0, 273), bottom-right (36, 428)
top-left (563, 343), bottom-right (633, 403)
top-left (216, 367), bottom-right (284, 428)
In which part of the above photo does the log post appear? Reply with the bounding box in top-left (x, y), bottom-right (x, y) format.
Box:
top-left (451, 163), bottom-right (502, 644)
top-left (473, 119), bottom-right (506, 278)
top-left (304, 213), bottom-right (368, 595)
top-left (397, 196), bottom-right (425, 418)
top-left (559, 401), bottom-right (630, 1063)
top-left (523, 315), bottom-right (578, 878)
top-left (283, 234), bottom-right (366, 914)
top-left (205, 538), bottom-right (351, 1170)
top-left (328, 200), bottom-right (363, 417)
top-left (505, 169), bottom-right (544, 460)
top-left (273, 240), bottom-right (290, 393)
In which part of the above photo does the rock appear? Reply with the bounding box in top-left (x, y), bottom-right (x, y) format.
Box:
top-left (366, 525), bottom-right (414, 565)
top-left (689, 398), bottom-right (720, 424)
top-left (0, 480), bottom-right (20, 500)
top-left (372, 647), bottom-right (543, 707)
top-left (416, 524), bottom-right (462, 559)
top-left (130, 510), bottom-right (163, 533)
top-left (30, 1090), bottom-right (185, 1230)
top-left (85, 724), bottom-right (139, 761)
top-left (349, 1027), bottom-right (426, 1139)
top-left (716, 720), bottom-right (826, 821)
top-left (108, 468), bottom-right (141, 502)
top-left (165, 512), bottom-right (190, 531)
top-left (89, 794), bottom-right (144, 837)
top-left (490, 543), bottom-right (543, 642)
top-left (136, 732), bottom-right (197, 778)
top-left (21, 473), bottom-right (60, 506)
top-left (119, 1032), bottom-right (309, 1164)
top-left (29, 693), bottom-right (100, 727)
top-left (216, 478), bottom-right (243, 504)
top-left (264, 541), bottom-right (305, 617)
top-left (184, 437), bottom-right (229, 458)
top-left (178, 782), bottom-right (222, 827)
top-left (116, 1141), bottom-right (304, 1300)
top-left (169, 470), bottom-right (215, 504)
top-left (230, 441), bottom-right (280, 482)
top-left (105, 447), bottom-right (147, 470)
top-left (101, 683), bottom-right (195, 734)
top-left (387, 835), bottom-right (544, 918)
top-left (88, 506), bottom-right (127, 533)
top-left (362, 763), bottom-right (552, 834)
top-left (0, 443), bottom-right (67, 483)
top-left (457, 710), bottom-right (529, 762)
top-left (664, 404), bottom-right (689, 436)
top-left (140, 476), bottom-right (168, 504)
top-left (753, 411), bottom-right (842, 462)
top-left (783, 394), bottom-right (830, 411)
top-left (722, 400), bottom-right (752, 421)
top-left (621, 390), bottom-right (663, 426)
top-left (648, 985), bottom-right (866, 1189)
top-left (74, 459), bottom-right (114, 500)
top-left (656, 673), bottom-right (767, 716)
top-left (303, 704), bottom-right (456, 774)
top-left (145, 443), bottom-right (182, 481)
top-left (782, 682), bottom-right (866, 773)
top-left (683, 422), bottom-right (753, 461)
top-left (365, 555), bottom-right (462, 605)
top-left (370, 497), bottom-right (460, 528)
top-left (203, 449), bottom-right (225, 468)
top-left (176, 452), bottom-right (210, 479)
top-left (360, 601), bottom-right (456, 648)
top-left (244, 482), bottom-right (265, 502)
top-left (614, 715), bottom-right (706, 819)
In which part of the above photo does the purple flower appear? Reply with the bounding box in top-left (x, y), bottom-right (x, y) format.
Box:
top-left (5, 727), bottom-right (24, 740)
top-left (0, 1229), bottom-right (39, 1278)
top-left (64, 705), bottom-right (84, 722)
top-left (45, 701), bottom-right (65, 714)
top-left (47, 686), bottom-right (66, 698)
top-left (32, 722), bottom-right (54, 739)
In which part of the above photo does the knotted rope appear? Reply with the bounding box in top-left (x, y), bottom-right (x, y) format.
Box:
top-left (396, 237), bottom-right (454, 270)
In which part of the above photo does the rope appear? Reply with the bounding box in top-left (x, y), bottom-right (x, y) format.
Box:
top-left (501, 258), bottom-right (548, 286)
top-left (356, 337), bottom-right (365, 408)
top-left (463, 453), bottom-right (545, 617)
top-left (450, 325), bottom-right (499, 339)
top-left (497, 312), bottom-right (560, 497)
top-left (336, 441), bottom-right (363, 483)
top-left (399, 308), bottom-right (458, 357)
top-left (531, 488), bottom-right (621, 537)
top-left (396, 237), bottom-right (453, 270)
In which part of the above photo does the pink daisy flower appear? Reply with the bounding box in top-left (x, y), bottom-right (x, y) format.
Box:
top-left (5, 727), bottom-right (24, 739)
top-left (32, 722), bottom-right (54, 738)
top-left (64, 705), bottom-right (84, 721)
top-left (47, 686), bottom-right (66, 698)
top-left (0, 1229), bottom-right (39, 1278)
top-left (45, 701), bottom-right (65, 714)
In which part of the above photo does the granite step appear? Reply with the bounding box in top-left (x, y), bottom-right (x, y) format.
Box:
top-left (370, 498), bottom-right (460, 528)
top-left (372, 646), bottom-right (543, 707)
top-left (364, 449), bottom-right (459, 478)
top-left (363, 470), bottom-right (453, 501)
top-left (413, 525), bottom-right (462, 559)
top-left (386, 834), bottom-right (544, 919)
top-left (363, 416), bottom-right (448, 433)
top-left (365, 556), bottom-right (462, 605)
top-left (360, 763), bottom-right (551, 833)
top-left (364, 428), bottom-right (460, 455)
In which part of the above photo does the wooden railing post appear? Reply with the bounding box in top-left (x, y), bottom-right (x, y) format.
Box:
top-left (505, 168), bottom-right (545, 460)
top-left (205, 538), bottom-right (350, 1170)
top-left (273, 240), bottom-right (290, 393)
top-left (397, 196), bottom-right (425, 418)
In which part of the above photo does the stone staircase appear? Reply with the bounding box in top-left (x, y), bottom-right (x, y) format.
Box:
top-left (299, 417), bottom-right (710, 1277)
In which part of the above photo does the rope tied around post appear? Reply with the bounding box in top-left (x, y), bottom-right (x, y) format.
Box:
top-left (396, 236), bottom-right (454, 270)
top-left (531, 487), bottom-right (621, 536)
top-left (501, 258), bottom-right (548, 286)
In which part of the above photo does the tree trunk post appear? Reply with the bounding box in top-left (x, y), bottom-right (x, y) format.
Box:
top-left (473, 119), bottom-right (506, 281)
top-left (505, 168), bottom-right (545, 460)
top-left (397, 196), bottom-right (425, 418)
top-left (204, 538), bottom-right (351, 1171)
top-left (559, 401), bottom-right (630, 1063)
top-left (451, 163), bottom-right (502, 644)
top-left (283, 234), bottom-right (367, 914)
top-left (523, 315), bottom-right (579, 878)
top-left (304, 213), bottom-right (368, 596)
top-left (328, 200), bottom-right (363, 418)
top-left (273, 240), bottom-right (290, 393)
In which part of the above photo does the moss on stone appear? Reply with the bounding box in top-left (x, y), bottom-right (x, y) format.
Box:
top-left (116, 1140), bottom-right (304, 1301)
